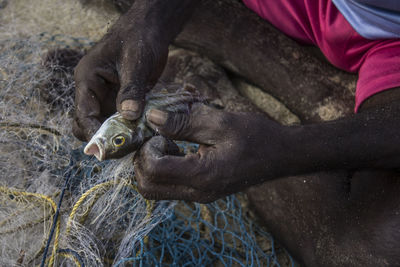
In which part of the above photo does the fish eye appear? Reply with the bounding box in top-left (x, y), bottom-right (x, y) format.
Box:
top-left (113, 135), bottom-right (125, 147)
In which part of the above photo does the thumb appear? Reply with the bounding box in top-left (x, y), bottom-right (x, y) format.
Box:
top-left (145, 104), bottom-right (224, 145)
top-left (116, 41), bottom-right (168, 120)
top-left (117, 84), bottom-right (146, 121)
top-left (116, 49), bottom-right (153, 121)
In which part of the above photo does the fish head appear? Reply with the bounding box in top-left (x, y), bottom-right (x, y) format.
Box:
top-left (84, 113), bottom-right (143, 161)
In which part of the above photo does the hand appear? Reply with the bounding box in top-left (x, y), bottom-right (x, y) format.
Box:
top-left (73, 18), bottom-right (168, 141)
top-left (134, 103), bottom-right (288, 203)
top-left (136, 91), bottom-right (400, 203)
top-left (73, 0), bottom-right (197, 141)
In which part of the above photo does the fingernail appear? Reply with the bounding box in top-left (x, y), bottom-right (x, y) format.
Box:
top-left (121, 100), bottom-right (141, 120)
top-left (147, 109), bottom-right (168, 126)
top-left (121, 110), bottom-right (140, 120)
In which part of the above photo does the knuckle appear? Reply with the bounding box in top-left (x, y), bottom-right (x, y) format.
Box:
top-left (164, 113), bottom-right (191, 137)
top-left (118, 85), bottom-right (145, 101)
top-left (74, 45), bottom-right (106, 82)
top-left (195, 109), bottom-right (233, 138)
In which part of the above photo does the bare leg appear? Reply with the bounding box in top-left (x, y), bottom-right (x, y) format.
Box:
top-left (247, 171), bottom-right (400, 266)
top-left (107, 2), bottom-right (400, 265)
top-left (177, 5), bottom-right (400, 265)
top-left (161, 48), bottom-right (400, 266)
top-left (112, 0), bottom-right (356, 122)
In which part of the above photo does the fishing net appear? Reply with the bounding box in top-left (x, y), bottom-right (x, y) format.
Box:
top-left (0, 0), bottom-right (295, 266)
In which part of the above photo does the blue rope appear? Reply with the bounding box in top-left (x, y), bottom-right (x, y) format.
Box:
top-left (57, 249), bottom-right (85, 267)
top-left (3, 33), bottom-right (295, 266)
top-left (40, 160), bottom-right (74, 267)
top-left (41, 141), bottom-right (294, 267)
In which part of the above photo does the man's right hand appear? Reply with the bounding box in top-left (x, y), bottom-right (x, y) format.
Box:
top-left (73, 0), bottom-right (197, 141)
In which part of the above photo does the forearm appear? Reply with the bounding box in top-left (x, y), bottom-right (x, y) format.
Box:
top-left (284, 90), bottom-right (400, 175)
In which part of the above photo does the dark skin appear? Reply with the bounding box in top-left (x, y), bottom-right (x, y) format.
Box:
top-left (73, 0), bottom-right (197, 139)
top-left (74, 0), bottom-right (400, 199)
top-left (134, 90), bottom-right (400, 203)
top-left (74, 0), bottom-right (400, 265)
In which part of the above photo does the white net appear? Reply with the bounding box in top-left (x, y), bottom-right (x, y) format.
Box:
top-left (0, 0), bottom-right (294, 266)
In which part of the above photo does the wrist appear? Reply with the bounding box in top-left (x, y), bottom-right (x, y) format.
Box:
top-left (282, 125), bottom-right (326, 175)
top-left (253, 122), bottom-right (328, 179)
top-left (236, 114), bottom-right (295, 182)
top-left (285, 103), bottom-right (400, 173)
top-left (263, 124), bottom-right (302, 178)
top-left (119, 0), bottom-right (197, 43)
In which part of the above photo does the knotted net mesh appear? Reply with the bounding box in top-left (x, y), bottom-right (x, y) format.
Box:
top-left (0, 0), bottom-right (295, 266)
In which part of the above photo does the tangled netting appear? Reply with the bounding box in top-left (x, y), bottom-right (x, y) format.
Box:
top-left (0, 26), bottom-right (295, 267)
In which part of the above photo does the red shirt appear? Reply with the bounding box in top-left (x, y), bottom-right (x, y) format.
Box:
top-left (242, 0), bottom-right (400, 111)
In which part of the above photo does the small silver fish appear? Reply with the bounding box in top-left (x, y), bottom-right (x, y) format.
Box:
top-left (84, 91), bottom-right (200, 161)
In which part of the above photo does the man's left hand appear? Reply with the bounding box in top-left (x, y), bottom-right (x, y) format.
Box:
top-left (134, 103), bottom-right (287, 203)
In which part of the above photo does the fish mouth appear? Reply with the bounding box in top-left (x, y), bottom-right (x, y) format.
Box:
top-left (84, 139), bottom-right (105, 161)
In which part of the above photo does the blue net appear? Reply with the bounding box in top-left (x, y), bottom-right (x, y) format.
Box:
top-left (58, 143), bottom-right (296, 267)
top-left (0, 33), bottom-right (295, 266)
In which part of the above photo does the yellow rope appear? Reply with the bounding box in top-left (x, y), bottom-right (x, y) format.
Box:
top-left (66, 180), bottom-right (120, 235)
top-left (57, 252), bottom-right (82, 267)
top-left (0, 186), bottom-right (57, 211)
top-left (0, 122), bottom-right (62, 137)
top-left (0, 186), bottom-right (60, 266)
top-left (0, 195), bottom-right (55, 235)
top-left (0, 187), bottom-right (57, 226)
top-left (64, 179), bottom-right (154, 264)
top-left (1, 178), bottom-right (154, 266)
top-left (0, 122), bottom-right (61, 151)
top-left (0, 212), bottom-right (53, 235)
top-left (0, 205), bottom-right (34, 228)
top-left (65, 179), bottom-right (153, 235)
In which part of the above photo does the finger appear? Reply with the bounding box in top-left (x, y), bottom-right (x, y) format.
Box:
top-left (135, 176), bottom-right (218, 203)
top-left (134, 135), bottom-right (181, 159)
top-left (134, 139), bottom-right (217, 203)
top-left (72, 119), bottom-right (86, 141)
top-left (74, 80), bottom-right (104, 140)
top-left (116, 42), bottom-right (168, 120)
top-left (119, 98), bottom-right (145, 121)
top-left (146, 103), bottom-right (227, 145)
top-left (75, 116), bottom-right (102, 141)
top-left (74, 59), bottom-right (117, 140)
top-left (135, 136), bottom-right (212, 189)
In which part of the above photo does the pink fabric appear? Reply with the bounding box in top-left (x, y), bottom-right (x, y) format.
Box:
top-left (242, 0), bottom-right (400, 112)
